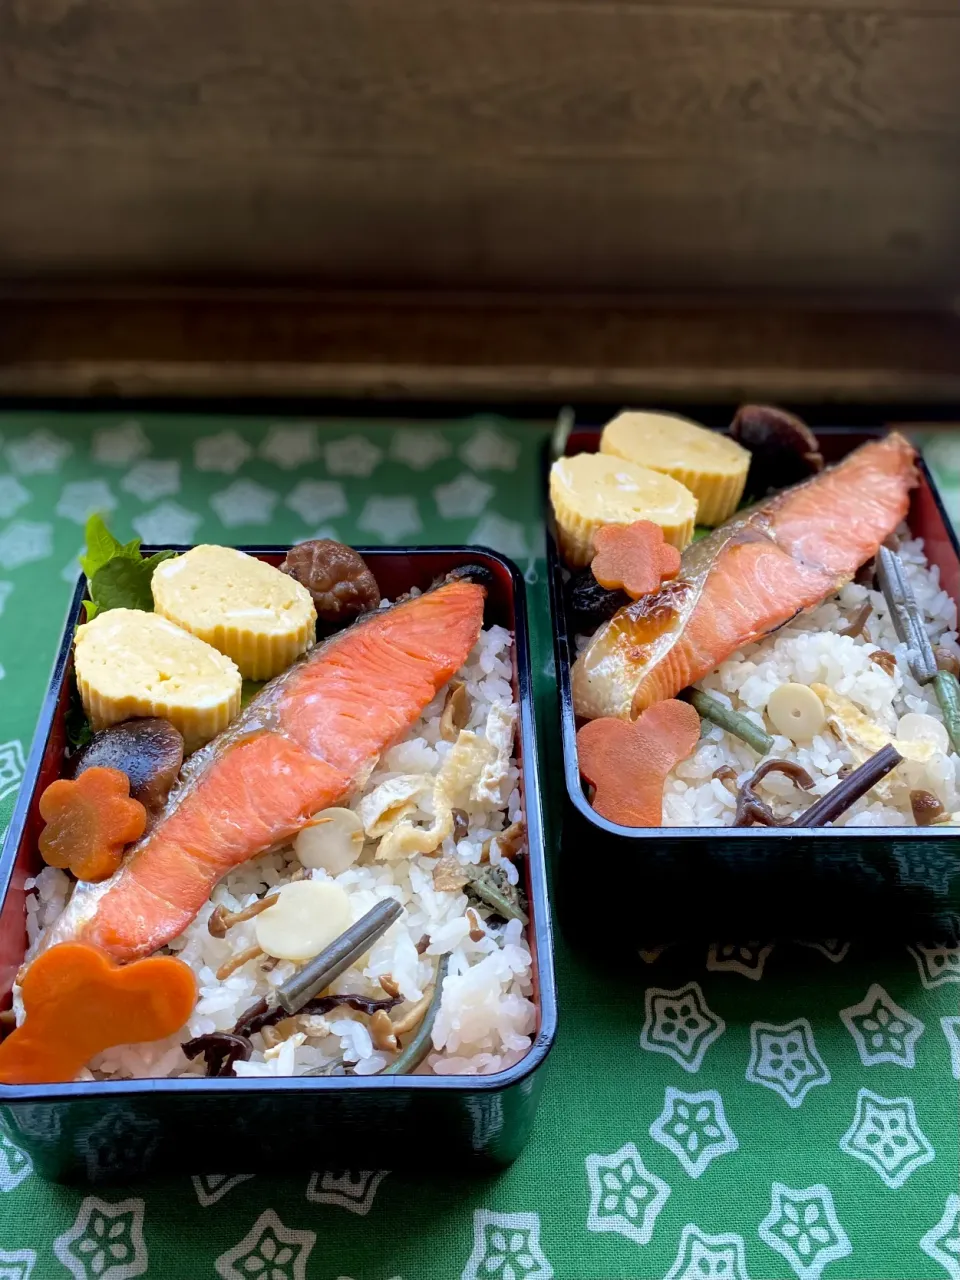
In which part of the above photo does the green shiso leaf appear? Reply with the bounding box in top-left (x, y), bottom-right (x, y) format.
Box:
top-left (79, 514), bottom-right (177, 617)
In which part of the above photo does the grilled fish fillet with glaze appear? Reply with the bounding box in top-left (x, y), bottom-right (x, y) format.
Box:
top-left (573, 433), bottom-right (918, 720)
top-left (42, 577), bottom-right (486, 962)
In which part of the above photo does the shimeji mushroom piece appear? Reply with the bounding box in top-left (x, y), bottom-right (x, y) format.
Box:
top-left (294, 808), bottom-right (365, 874)
top-left (255, 880), bottom-right (353, 963)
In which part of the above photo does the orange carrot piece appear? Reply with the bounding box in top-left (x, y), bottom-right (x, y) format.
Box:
top-left (0, 943), bottom-right (196, 1084)
top-left (577, 699), bottom-right (701, 827)
top-left (591, 521), bottom-right (682, 599)
top-left (39, 767), bottom-right (146, 882)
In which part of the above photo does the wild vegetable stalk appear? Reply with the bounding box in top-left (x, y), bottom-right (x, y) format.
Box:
top-left (791, 743), bottom-right (902, 827)
top-left (382, 954), bottom-right (450, 1076)
top-left (687, 689), bottom-right (773, 756)
top-left (932, 670), bottom-right (960, 755)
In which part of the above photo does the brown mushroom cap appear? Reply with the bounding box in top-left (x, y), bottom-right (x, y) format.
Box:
top-left (730, 404), bottom-right (825, 496)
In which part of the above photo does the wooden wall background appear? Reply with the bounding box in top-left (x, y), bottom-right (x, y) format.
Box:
top-left (3, 0), bottom-right (960, 300)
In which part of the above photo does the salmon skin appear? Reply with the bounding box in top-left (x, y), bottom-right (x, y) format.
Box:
top-left (573, 433), bottom-right (918, 720)
top-left (43, 576), bottom-right (486, 962)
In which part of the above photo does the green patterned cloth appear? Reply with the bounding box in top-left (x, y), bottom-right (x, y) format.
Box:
top-left (0, 412), bottom-right (958, 1280)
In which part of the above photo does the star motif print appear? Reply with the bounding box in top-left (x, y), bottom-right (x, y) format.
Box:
top-left (194, 430), bottom-right (253, 474)
top-left (120, 460), bottom-right (180, 501)
top-left (5, 429), bottom-right (72, 474)
top-left (919, 1193), bottom-right (960, 1280)
top-left (214, 1209), bottom-right (315, 1280)
top-left (758, 1183), bottom-right (851, 1280)
top-left (641, 983), bottom-right (725, 1073)
top-left (839, 1088), bottom-right (935, 1188)
top-left (91, 422), bottom-right (151, 466)
top-left (649, 1087), bottom-right (739, 1178)
top-left (211, 479), bottom-right (278, 528)
top-left (0, 521), bottom-right (53, 569)
top-left (584, 1142), bottom-right (671, 1245)
top-left (260, 424), bottom-right (320, 469)
top-left (434, 473), bottom-right (495, 520)
top-left (132, 501), bottom-right (202, 546)
top-left (942, 1016), bottom-right (960, 1080)
top-left (358, 495), bottom-right (422, 541)
top-left (707, 942), bottom-right (773, 981)
top-left (639, 944), bottom-right (672, 965)
top-left (460, 425), bottom-right (521, 472)
top-left (0, 477), bottom-right (30, 520)
top-left (462, 1209), bottom-right (553, 1280)
top-left (908, 935), bottom-right (960, 989)
top-left (324, 436), bottom-right (383, 477)
top-left (285, 480), bottom-right (348, 525)
top-left (56, 480), bottom-right (118, 524)
top-left (191, 1174), bottom-right (254, 1207)
top-left (797, 940), bottom-right (851, 964)
top-left (0, 1249), bottom-right (36, 1280)
top-left (53, 1196), bottom-right (148, 1280)
top-left (0, 1133), bottom-right (32, 1192)
top-left (468, 514), bottom-right (531, 563)
top-left (305, 1170), bottom-right (388, 1215)
top-left (746, 1018), bottom-right (830, 1107)
top-left (0, 741), bottom-right (25, 805)
top-left (390, 427), bottom-right (451, 470)
top-left (663, 1225), bottom-right (752, 1280)
top-left (0, 582), bottom-right (11, 616)
top-left (840, 983), bottom-right (924, 1068)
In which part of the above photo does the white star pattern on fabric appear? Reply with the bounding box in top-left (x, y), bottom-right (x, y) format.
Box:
top-left (758, 1183), bottom-right (851, 1280)
top-left (0, 582), bottom-right (12, 616)
top-left (746, 1018), bottom-right (830, 1108)
top-left (214, 1210), bottom-right (315, 1280)
top-left (584, 1142), bottom-right (671, 1246)
top-left (942, 1016), bottom-right (960, 1080)
top-left (121, 460), bottom-right (180, 501)
top-left (56, 480), bottom-right (118, 525)
top-left (191, 1174), bottom-right (254, 1206)
top-left (0, 741), bottom-right (25, 805)
top-left (132, 501), bottom-right (202, 546)
top-left (0, 477), bottom-right (30, 520)
top-left (840, 983), bottom-right (924, 1068)
top-left (260, 425), bottom-right (320, 469)
top-left (649, 1087), bottom-right (739, 1179)
top-left (5, 429), bottom-right (72, 474)
top-left (0, 1134), bottom-right (32, 1192)
top-left (305, 1170), bottom-right (388, 1215)
top-left (639, 944), bottom-right (672, 965)
top-left (462, 1210), bottom-right (553, 1280)
top-left (325, 436), bottom-right (383, 478)
top-left (285, 480), bottom-right (348, 524)
top-left (434, 473), bottom-right (495, 520)
top-left (839, 1089), bottom-right (935, 1188)
top-left (641, 983), bottom-right (725, 1073)
top-left (91, 422), bottom-right (151, 466)
top-left (919, 1194), bottom-right (960, 1280)
top-left (211, 480), bottom-right (279, 528)
top-left (358, 496), bottom-right (422, 542)
top-left (194, 430), bottom-right (253, 474)
top-left (53, 1196), bottom-right (148, 1280)
top-left (908, 935), bottom-right (960, 989)
top-left (467, 514), bottom-right (531, 562)
top-left (707, 943), bottom-right (773, 981)
top-left (390, 428), bottom-right (452, 470)
top-left (663, 1225), bottom-right (752, 1280)
top-left (795, 940), bottom-right (851, 964)
top-left (0, 1249), bottom-right (36, 1280)
top-left (460, 425), bottom-right (521, 472)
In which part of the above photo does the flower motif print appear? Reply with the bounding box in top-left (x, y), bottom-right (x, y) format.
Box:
top-left (390, 428), bottom-right (451, 470)
top-left (919, 1193), bottom-right (960, 1280)
top-left (663, 1225), bottom-right (751, 1280)
top-left (0, 582), bottom-right (11, 616)
top-left (92, 422), bottom-right (150, 466)
top-left (942, 1016), bottom-right (960, 1080)
top-left (839, 1089), bottom-right (935, 1188)
top-left (6, 429), bottom-right (72, 474)
top-left (194, 430), bottom-right (253, 474)
top-left (211, 479), bottom-right (278, 528)
top-left (584, 1142), bottom-right (671, 1245)
top-left (0, 1132), bottom-right (32, 1192)
top-left (462, 1210), bottom-right (553, 1280)
top-left (0, 477), bottom-right (30, 520)
top-left (908, 936), bottom-right (960, 989)
top-left (467, 514), bottom-right (531, 563)
top-left (357, 496), bottom-right (422, 542)
top-left (53, 1196), bottom-right (148, 1280)
top-left (641, 983), bottom-right (725, 1073)
top-left (707, 942), bottom-right (773, 981)
top-left (0, 741), bottom-right (25, 805)
top-left (191, 1173), bottom-right (254, 1207)
top-left (285, 480), bottom-right (348, 525)
top-left (260, 424), bottom-right (320, 469)
top-left (132, 501), bottom-right (202, 546)
top-left (56, 480), bottom-right (118, 525)
top-left (120, 460), bottom-right (180, 501)
top-left (840, 983), bottom-right (924, 1068)
top-left (214, 1209), bottom-right (315, 1280)
top-left (324, 436), bottom-right (383, 478)
top-left (746, 1018), bottom-right (830, 1108)
top-left (434, 473), bottom-right (495, 520)
top-left (460, 425), bottom-right (520, 472)
top-left (305, 1170), bottom-right (388, 1215)
top-left (758, 1183), bottom-right (851, 1280)
top-left (649, 1087), bottom-right (739, 1179)
top-left (0, 521), bottom-right (53, 569)
top-left (0, 1248), bottom-right (36, 1280)
top-left (797, 940), bottom-right (851, 964)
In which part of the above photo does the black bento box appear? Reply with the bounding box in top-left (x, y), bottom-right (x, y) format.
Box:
top-left (548, 426), bottom-right (960, 943)
top-left (0, 546), bottom-right (557, 1183)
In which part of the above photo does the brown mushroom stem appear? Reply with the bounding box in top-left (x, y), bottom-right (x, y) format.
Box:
top-left (440, 683), bottom-right (472, 742)
top-left (390, 991), bottom-right (433, 1037)
top-left (208, 893), bottom-right (280, 939)
top-left (869, 651), bottom-right (897, 677)
top-left (216, 944), bottom-right (264, 980)
top-left (911, 789), bottom-right (946, 826)
top-left (466, 907), bottom-right (485, 942)
top-left (379, 974), bottom-right (400, 998)
top-left (839, 601), bottom-right (872, 639)
top-left (733, 759), bottom-right (816, 828)
top-left (370, 1009), bottom-right (399, 1052)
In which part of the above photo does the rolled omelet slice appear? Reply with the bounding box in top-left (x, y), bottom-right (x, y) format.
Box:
top-left (74, 609), bottom-right (241, 753)
top-left (152, 545), bottom-right (316, 680)
top-left (600, 411), bottom-right (750, 526)
top-left (549, 452), bottom-right (696, 567)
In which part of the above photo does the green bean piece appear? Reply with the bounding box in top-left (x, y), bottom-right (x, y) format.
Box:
top-left (382, 954), bottom-right (451, 1076)
top-left (933, 670), bottom-right (960, 755)
top-left (688, 689), bottom-right (773, 756)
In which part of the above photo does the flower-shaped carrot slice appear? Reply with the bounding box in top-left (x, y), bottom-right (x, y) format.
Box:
top-left (39, 766), bottom-right (146, 882)
top-left (577, 699), bottom-right (701, 826)
top-left (0, 943), bottom-right (196, 1084)
top-left (591, 521), bottom-right (682, 599)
